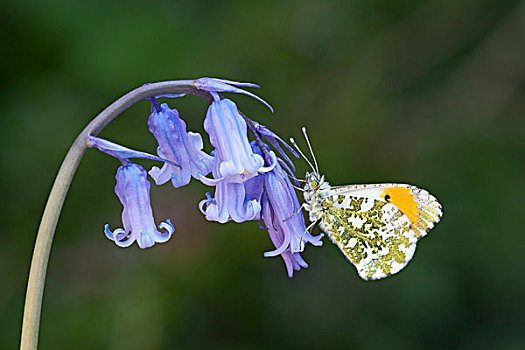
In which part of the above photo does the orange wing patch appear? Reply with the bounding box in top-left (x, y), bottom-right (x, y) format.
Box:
top-left (381, 187), bottom-right (420, 229)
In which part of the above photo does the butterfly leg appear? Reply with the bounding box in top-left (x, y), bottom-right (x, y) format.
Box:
top-left (298, 219), bottom-right (320, 248)
top-left (283, 203), bottom-right (307, 222)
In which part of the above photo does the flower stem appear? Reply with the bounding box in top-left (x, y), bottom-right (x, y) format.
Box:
top-left (20, 80), bottom-right (212, 350)
top-left (241, 112), bottom-right (273, 166)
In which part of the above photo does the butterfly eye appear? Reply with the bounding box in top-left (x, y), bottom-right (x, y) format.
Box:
top-left (311, 180), bottom-right (318, 188)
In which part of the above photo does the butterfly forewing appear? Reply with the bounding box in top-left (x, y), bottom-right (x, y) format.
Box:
top-left (331, 184), bottom-right (442, 240)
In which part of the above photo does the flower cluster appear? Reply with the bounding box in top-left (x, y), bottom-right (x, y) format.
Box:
top-left (88, 78), bottom-right (322, 276)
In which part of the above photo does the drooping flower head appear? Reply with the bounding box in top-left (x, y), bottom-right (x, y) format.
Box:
top-left (196, 78), bottom-right (278, 223)
top-left (87, 136), bottom-right (175, 248)
top-left (148, 99), bottom-right (214, 188)
top-left (195, 78), bottom-right (274, 185)
top-left (198, 127), bottom-right (323, 276)
top-left (261, 157), bottom-right (323, 277)
top-left (88, 77), bottom-right (325, 276)
top-left (105, 163), bottom-right (174, 248)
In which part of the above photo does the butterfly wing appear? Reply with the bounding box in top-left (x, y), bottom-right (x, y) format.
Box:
top-left (320, 184), bottom-right (442, 280)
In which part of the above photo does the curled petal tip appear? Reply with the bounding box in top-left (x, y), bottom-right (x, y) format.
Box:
top-left (198, 200), bottom-right (209, 215)
top-left (198, 174), bottom-right (225, 186)
top-left (263, 251), bottom-right (276, 258)
top-left (198, 192), bottom-right (214, 215)
top-left (156, 219), bottom-right (175, 243)
top-left (104, 225), bottom-right (134, 248)
top-left (263, 240), bottom-right (289, 257)
top-left (104, 224), bottom-right (113, 240)
top-left (160, 218), bottom-right (175, 234)
top-left (257, 151), bottom-right (278, 173)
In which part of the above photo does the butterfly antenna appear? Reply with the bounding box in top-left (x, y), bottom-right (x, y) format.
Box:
top-left (290, 137), bottom-right (316, 173)
top-left (301, 127), bottom-right (319, 173)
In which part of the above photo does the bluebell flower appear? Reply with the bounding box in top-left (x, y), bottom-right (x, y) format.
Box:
top-left (199, 141), bottom-right (269, 223)
top-left (87, 136), bottom-right (175, 249)
top-left (200, 97), bottom-right (276, 184)
top-left (261, 160), bottom-right (323, 277)
top-left (104, 163), bottom-right (174, 248)
top-left (148, 100), bottom-right (214, 188)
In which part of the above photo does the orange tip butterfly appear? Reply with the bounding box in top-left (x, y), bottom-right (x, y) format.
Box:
top-left (291, 128), bottom-right (443, 280)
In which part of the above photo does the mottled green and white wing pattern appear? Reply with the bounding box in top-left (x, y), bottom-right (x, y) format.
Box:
top-left (319, 184), bottom-right (442, 280)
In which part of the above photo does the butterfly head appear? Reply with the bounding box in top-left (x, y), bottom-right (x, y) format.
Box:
top-left (304, 170), bottom-right (329, 193)
top-left (304, 170), bottom-right (320, 189)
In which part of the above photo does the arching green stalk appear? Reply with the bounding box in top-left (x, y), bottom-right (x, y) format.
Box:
top-left (20, 80), bottom-right (212, 350)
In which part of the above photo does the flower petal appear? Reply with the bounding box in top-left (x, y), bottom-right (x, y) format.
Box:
top-left (155, 219), bottom-right (175, 243)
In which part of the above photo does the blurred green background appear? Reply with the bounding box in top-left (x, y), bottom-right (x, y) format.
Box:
top-left (1, 0), bottom-right (524, 349)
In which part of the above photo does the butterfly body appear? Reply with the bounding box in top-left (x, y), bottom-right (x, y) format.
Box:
top-left (302, 171), bottom-right (442, 280)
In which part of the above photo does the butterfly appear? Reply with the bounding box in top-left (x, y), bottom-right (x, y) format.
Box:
top-left (291, 128), bottom-right (443, 280)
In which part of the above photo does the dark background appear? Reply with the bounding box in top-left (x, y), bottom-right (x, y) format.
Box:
top-left (1, 0), bottom-right (524, 349)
